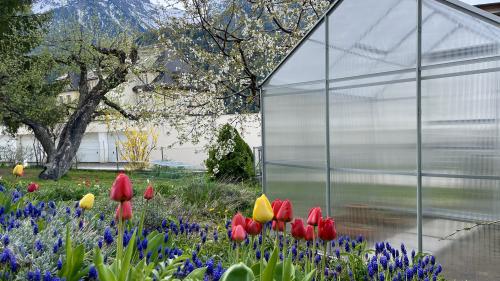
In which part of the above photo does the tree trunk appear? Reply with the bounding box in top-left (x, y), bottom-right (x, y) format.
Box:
top-left (39, 97), bottom-right (101, 180)
top-left (24, 121), bottom-right (56, 163)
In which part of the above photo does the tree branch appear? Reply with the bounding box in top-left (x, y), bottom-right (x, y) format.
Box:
top-left (102, 96), bottom-right (139, 121)
top-left (440, 220), bottom-right (500, 240)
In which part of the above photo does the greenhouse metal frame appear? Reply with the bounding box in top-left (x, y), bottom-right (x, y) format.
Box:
top-left (260, 0), bottom-right (500, 279)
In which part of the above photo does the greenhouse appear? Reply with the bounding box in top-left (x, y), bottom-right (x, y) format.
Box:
top-left (260, 0), bottom-right (500, 279)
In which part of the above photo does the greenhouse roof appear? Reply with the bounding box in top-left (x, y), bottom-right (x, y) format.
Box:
top-left (260, 0), bottom-right (500, 88)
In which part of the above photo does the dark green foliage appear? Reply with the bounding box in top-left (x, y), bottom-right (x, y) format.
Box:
top-left (205, 124), bottom-right (255, 182)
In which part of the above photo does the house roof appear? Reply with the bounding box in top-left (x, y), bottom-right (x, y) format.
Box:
top-left (476, 2), bottom-right (500, 16)
top-left (259, 0), bottom-right (500, 88)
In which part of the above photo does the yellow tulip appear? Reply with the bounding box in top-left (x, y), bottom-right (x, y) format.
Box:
top-left (79, 193), bottom-right (95, 210)
top-left (12, 164), bottom-right (24, 177)
top-left (252, 194), bottom-right (274, 223)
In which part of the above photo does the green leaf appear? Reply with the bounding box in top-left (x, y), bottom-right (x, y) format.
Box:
top-left (282, 257), bottom-right (294, 281)
top-left (185, 267), bottom-right (206, 279)
top-left (250, 262), bottom-right (260, 277)
top-left (119, 229), bottom-right (138, 281)
top-left (220, 263), bottom-right (254, 281)
top-left (301, 269), bottom-right (316, 281)
top-left (262, 246), bottom-right (279, 281)
top-left (94, 247), bottom-right (117, 281)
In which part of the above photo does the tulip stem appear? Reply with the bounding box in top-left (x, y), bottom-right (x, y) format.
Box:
top-left (321, 241), bottom-right (327, 281)
top-left (282, 223), bottom-right (287, 281)
top-left (138, 200), bottom-right (147, 238)
top-left (117, 203), bottom-right (124, 262)
top-left (260, 225), bottom-right (266, 281)
top-left (312, 226), bottom-right (317, 276)
top-left (236, 244), bottom-right (240, 262)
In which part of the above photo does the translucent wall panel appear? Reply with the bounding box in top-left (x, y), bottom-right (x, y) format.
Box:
top-left (263, 85), bottom-right (326, 168)
top-left (266, 22), bottom-right (325, 87)
top-left (328, 0), bottom-right (417, 79)
top-left (421, 1), bottom-right (500, 280)
top-left (421, 177), bottom-right (500, 281)
top-left (329, 80), bottom-right (417, 245)
top-left (266, 164), bottom-right (326, 219)
top-left (327, 0), bottom-right (417, 246)
top-left (422, 0), bottom-right (500, 65)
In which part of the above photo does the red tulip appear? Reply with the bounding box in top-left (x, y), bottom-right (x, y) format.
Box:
top-left (110, 173), bottom-right (133, 202)
top-left (27, 182), bottom-right (39, 193)
top-left (305, 225), bottom-right (315, 241)
top-left (232, 224), bottom-right (246, 242)
top-left (115, 201), bottom-right (133, 221)
top-left (272, 220), bottom-right (285, 232)
top-left (276, 199), bottom-right (293, 222)
top-left (271, 199), bottom-right (283, 219)
top-left (231, 213), bottom-right (246, 232)
top-left (245, 218), bottom-right (262, 236)
top-left (318, 217), bottom-right (337, 241)
top-left (291, 218), bottom-right (306, 240)
top-left (307, 207), bottom-right (322, 226)
top-left (143, 184), bottom-right (154, 200)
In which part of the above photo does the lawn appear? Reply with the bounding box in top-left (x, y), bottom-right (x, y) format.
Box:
top-left (0, 166), bottom-right (447, 281)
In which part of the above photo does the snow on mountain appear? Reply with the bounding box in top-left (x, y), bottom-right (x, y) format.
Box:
top-left (32, 0), bottom-right (182, 33)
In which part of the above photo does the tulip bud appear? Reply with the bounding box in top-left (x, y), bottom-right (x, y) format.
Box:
top-left (307, 207), bottom-right (322, 226)
top-left (110, 173), bottom-right (133, 202)
top-left (231, 225), bottom-right (246, 242)
top-left (115, 201), bottom-right (133, 221)
top-left (12, 164), bottom-right (24, 177)
top-left (305, 225), bottom-right (315, 241)
top-left (291, 218), bottom-right (306, 240)
top-left (27, 182), bottom-right (39, 193)
top-left (318, 217), bottom-right (337, 241)
top-left (252, 194), bottom-right (274, 223)
top-left (231, 213), bottom-right (246, 232)
top-left (79, 193), bottom-right (95, 210)
top-left (245, 218), bottom-right (262, 236)
top-left (271, 199), bottom-right (283, 219)
top-left (276, 199), bottom-right (293, 222)
top-left (272, 220), bottom-right (285, 232)
top-left (143, 184), bottom-right (154, 200)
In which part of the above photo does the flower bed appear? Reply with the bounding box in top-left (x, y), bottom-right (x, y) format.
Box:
top-left (0, 172), bottom-right (446, 281)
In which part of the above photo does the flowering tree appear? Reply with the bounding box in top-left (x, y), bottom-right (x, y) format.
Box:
top-left (0, 15), bottom-right (146, 179)
top-left (154, 0), bottom-right (330, 143)
top-left (117, 127), bottom-right (159, 171)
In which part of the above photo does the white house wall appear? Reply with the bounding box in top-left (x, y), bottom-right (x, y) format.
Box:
top-left (0, 114), bottom-right (261, 169)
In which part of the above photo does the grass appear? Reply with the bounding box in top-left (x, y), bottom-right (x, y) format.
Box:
top-left (0, 166), bottom-right (260, 225)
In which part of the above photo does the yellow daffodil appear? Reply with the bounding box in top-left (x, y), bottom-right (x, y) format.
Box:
top-left (79, 193), bottom-right (95, 210)
top-left (252, 194), bottom-right (274, 223)
top-left (12, 164), bottom-right (24, 177)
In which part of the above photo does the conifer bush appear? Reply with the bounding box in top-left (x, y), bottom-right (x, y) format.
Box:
top-left (206, 124), bottom-right (255, 182)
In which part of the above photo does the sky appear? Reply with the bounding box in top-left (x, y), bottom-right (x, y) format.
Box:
top-left (462, 0), bottom-right (498, 4)
top-left (150, 0), bottom-right (500, 7)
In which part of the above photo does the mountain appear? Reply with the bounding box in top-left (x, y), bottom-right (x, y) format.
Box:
top-left (32, 0), bottom-right (183, 34)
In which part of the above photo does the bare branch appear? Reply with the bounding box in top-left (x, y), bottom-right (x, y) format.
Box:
top-left (440, 220), bottom-right (500, 240)
top-left (102, 96), bottom-right (139, 120)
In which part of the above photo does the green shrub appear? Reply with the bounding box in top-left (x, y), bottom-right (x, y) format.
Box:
top-left (205, 124), bottom-right (255, 182)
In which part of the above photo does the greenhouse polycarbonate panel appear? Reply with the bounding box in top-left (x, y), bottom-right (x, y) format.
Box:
top-left (331, 171), bottom-right (418, 248)
top-left (327, 0), bottom-right (417, 80)
top-left (421, 177), bottom-right (500, 281)
top-left (327, 0), bottom-right (417, 246)
top-left (329, 80), bottom-right (417, 246)
top-left (266, 22), bottom-right (326, 87)
top-left (421, 1), bottom-right (500, 280)
top-left (329, 81), bottom-right (417, 172)
top-left (421, 70), bottom-right (500, 177)
top-left (263, 85), bottom-right (326, 168)
top-left (266, 164), bottom-right (326, 219)
top-left (421, 0), bottom-right (500, 66)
